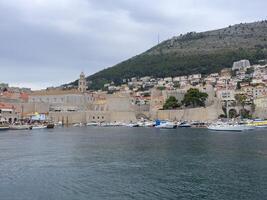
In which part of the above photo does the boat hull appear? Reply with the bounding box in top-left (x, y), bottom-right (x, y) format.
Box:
top-left (208, 125), bottom-right (254, 132)
top-left (9, 125), bottom-right (32, 130)
top-left (155, 123), bottom-right (177, 129)
top-left (0, 127), bottom-right (9, 131)
top-left (47, 124), bottom-right (55, 129)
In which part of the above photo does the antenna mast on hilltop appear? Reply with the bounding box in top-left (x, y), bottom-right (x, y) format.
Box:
top-left (157, 33), bottom-right (160, 45)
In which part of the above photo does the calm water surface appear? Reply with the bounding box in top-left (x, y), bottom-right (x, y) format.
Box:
top-left (0, 127), bottom-right (267, 200)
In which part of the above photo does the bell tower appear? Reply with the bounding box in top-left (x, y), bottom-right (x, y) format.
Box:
top-left (78, 72), bottom-right (87, 93)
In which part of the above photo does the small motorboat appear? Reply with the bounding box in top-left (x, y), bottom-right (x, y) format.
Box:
top-left (155, 121), bottom-right (177, 129)
top-left (208, 122), bottom-right (255, 132)
top-left (73, 123), bottom-right (83, 127)
top-left (9, 123), bottom-right (32, 130)
top-left (178, 121), bottom-right (191, 128)
top-left (32, 125), bottom-right (46, 130)
top-left (126, 123), bottom-right (139, 128)
top-left (86, 122), bottom-right (99, 126)
top-left (47, 123), bottom-right (55, 129)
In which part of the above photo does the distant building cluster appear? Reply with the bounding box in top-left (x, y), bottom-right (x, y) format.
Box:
top-left (1, 59), bottom-right (267, 123)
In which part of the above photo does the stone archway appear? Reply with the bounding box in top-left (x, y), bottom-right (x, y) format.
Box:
top-left (135, 113), bottom-right (149, 120)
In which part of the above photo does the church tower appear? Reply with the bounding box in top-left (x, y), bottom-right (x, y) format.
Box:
top-left (78, 72), bottom-right (87, 93)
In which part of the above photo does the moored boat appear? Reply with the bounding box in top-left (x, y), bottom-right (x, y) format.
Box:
top-left (208, 122), bottom-right (254, 132)
top-left (247, 119), bottom-right (267, 129)
top-left (0, 124), bottom-right (9, 130)
top-left (32, 125), bottom-right (46, 130)
top-left (155, 121), bottom-right (177, 129)
top-left (126, 123), bottom-right (139, 127)
top-left (47, 123), bottom-right (55, 129)
top-left (86, 122), bottom-right (99, 126)
top-left (9, 124), bottom-right (32, 130)
top-left (0, 118), bottom-right (9, 130)
top-left (178, 121), bottom-right (191, 128)
top-left (73, 123), bottom-right (83, 127)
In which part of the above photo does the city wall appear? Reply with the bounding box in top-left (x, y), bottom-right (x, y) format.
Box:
top-left (152, 101), bottom-right (223, 122)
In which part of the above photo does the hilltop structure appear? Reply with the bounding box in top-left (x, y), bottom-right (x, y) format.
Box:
top-left (78, 72), bottom-right (87, 93)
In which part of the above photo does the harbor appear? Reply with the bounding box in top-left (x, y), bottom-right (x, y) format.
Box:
top-left (0, 126), bottom-right (267, 200)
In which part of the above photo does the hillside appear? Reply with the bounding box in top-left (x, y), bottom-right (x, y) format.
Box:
top-left (76, 21), bottom-right (267, 90)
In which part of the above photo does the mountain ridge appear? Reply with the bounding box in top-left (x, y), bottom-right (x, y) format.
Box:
top-left (70, 20), bottom-right (267, 90)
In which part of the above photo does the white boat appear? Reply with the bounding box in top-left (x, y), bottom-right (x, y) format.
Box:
top-left (86, 122), bottom-right (99, 126)
top-left (155, 121), bottom-right (177, 129)
top-left (178, 121), bottom-right (191, 128)
top-left (73, 123), bottom-right (83, 127)
top-left (126, 123), bottom-right (139, 127)
top-left (208, 123), bottom-right (254, 132)
top-left (144, 121), bottom-right (156, 127)
top-left (208, 79), bottom-right (255, 132)
top-left (9, 124), bottom-right (32, 130)
top-left (0, 126), bottom-right (9, 130)
top-left (32, 125), bottom-right (46, 130)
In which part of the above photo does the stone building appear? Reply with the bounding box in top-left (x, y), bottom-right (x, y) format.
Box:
top-left (78, 72), bottom-right (87, 93)
top-left (232, 59), bottom-right (251, 71)
top-left (0, 103), bottom-right (19, 123)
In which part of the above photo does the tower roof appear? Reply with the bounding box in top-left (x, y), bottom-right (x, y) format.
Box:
top-left (80, 71), bottom-right (85, 76)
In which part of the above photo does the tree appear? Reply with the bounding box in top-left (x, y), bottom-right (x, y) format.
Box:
top-left (182, 88), bottom-right (208, 108)
top-left (163, 96), bottom-right (180, 110)
top-left (229, 109), bottom-right (238, 118)
top-left (240, 108), bottom-right (251, 119)
top-left (235, 94), bottom-right (246, 108)
top-left (235, 94), bottom-right (251, 118)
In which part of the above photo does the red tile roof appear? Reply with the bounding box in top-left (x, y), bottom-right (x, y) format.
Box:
top-left (0, 103), bottom-right (14, 109)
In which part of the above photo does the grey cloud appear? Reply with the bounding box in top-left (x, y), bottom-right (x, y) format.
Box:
top-left (0, 0), bottom-right (266, 89)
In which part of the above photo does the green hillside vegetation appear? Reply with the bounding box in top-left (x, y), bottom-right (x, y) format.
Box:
top-left (68, 21), bottom-right (267, 90)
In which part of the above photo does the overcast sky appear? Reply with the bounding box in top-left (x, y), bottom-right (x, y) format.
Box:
top-left (0, 0), bottom-right (266, 90)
